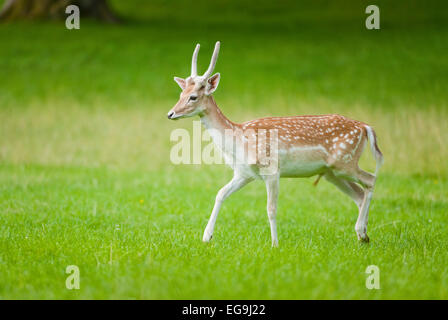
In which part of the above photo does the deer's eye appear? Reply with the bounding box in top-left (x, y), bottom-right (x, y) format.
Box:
top-left (189, 95), bottom-right (198, 101)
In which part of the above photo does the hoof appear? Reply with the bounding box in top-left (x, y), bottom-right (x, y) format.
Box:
top-left (202, 232), bottom-right (213, 243)
top-left (358, 234), bottom-right (370, 243)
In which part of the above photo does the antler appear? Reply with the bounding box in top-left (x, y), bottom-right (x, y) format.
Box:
top-left (191, 44), bottom-right (200, 77)
top-left (190, 41), bottom-right (220, 79)
top-left (202, 41), bottom-right (220, 79)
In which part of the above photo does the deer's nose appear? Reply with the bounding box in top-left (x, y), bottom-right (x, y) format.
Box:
top-left (167, 111), bottom-right (175, 119)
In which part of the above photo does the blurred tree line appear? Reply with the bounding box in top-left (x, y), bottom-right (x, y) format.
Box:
top-left (0, 0), bottom-right (118, 22)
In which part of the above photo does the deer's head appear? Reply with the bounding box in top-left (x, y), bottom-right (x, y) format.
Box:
top-left (167, 42), bottom-right (221, 120)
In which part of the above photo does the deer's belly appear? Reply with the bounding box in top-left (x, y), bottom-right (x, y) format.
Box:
top-left (278, 147), bottom-right (328, 177)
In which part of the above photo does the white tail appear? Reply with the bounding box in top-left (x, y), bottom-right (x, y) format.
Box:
top-left (168, 42), bottom-right (384, 246)
top-left (365, 125), bottom-right (384, 176)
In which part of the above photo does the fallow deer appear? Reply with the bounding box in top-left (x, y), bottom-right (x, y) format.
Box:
top-left (167, 41), bottom-right (383, 246)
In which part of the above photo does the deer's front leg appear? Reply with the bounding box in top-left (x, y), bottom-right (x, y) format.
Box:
top-left (203, 175), bottom-right (253, 242)
top-left (264, 175), bottom-right (280, 247)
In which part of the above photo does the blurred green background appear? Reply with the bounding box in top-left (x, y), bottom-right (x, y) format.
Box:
top-left (0, 0), bottom-right (447, 299)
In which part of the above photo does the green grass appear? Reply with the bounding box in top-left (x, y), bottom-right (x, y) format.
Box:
top-left (1, 165), bottom-right (447, 299)
top-left (0, 0), bottom-right (447, 299)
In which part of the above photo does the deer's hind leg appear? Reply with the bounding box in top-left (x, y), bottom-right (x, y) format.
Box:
top-left (352, 168), bottom-right (376, 242)
top-left (331, 166), bottom-right (376, 242)
top-left (324, 171), bottom-right (365, 209)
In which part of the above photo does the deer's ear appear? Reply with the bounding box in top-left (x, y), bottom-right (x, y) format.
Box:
top-left (174, 77), bottom-right (187, 90)
top-left (205, 73), bottom-right (220, 95)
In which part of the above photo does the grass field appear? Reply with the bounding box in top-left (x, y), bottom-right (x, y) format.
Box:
top-left (0, 0), bottom-right (447, 299)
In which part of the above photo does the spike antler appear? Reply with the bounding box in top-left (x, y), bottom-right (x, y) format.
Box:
top-left (190, 41), bottom-right (220, 79)
top-left (202, 41), bottom-right (220, 79)
top-left (191, 44), bottom-right (200, 77)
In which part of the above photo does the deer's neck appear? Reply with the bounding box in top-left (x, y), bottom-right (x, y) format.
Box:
top-left (199, 96), bottom-right (236, 133)
top-left (199, 97), bottom-right (241, 159)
